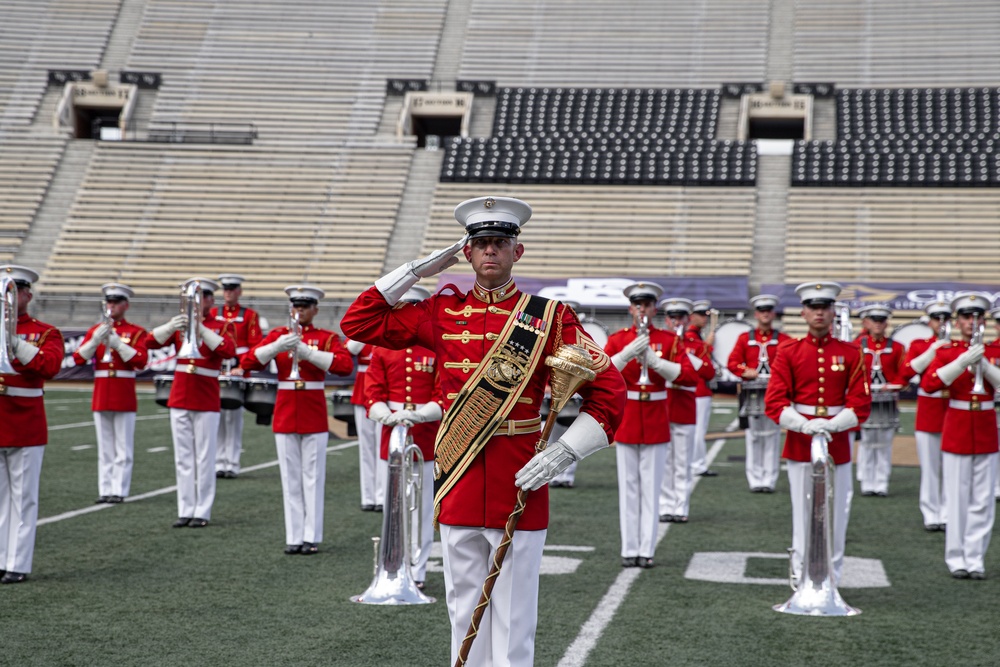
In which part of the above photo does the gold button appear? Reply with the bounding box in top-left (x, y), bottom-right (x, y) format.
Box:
top-left (406, 357), bottom-right (412, 362)
top-left (817, 348), bottom-right (824, 354)
top-left (818, 387), bottom-right (825, 394)
top-left (818, 397), bottom-right (825, 404)
top-left (406, 348), bottom-right (413, 353)
top-left (819, 377), bottom-right (825, 383)
top-left (405, 385), bottom-right (412, 391)
top-left (488, 306), bottom-right (498, 313)
top-left (406, 376), bottom-right (412, 381)
top-left (818, 357), bottom-right (825, 363)
top-left (818, 367), bottom-right (825, 374)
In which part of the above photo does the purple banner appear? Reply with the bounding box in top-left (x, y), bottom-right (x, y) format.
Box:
top-left (761, 281), bottom-right (1000, 312)
top-left (437, 274), bottom-right (749, 310)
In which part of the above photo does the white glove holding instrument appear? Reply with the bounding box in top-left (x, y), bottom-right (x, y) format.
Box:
top-left (152, 314), bottom-right (188, 345)
top-left (825, 408), bottom-right (859, 433)
top-left (253, 332), bottom-right (300, 365)
top-left (375, 235), bottom-right (469, 305)
top-left (10, 336), bottom-right (38, 365)
top-left (107, 332), bottom-right (138, 363)
top-left (611, 333), bottom-right (650, 370)
top-left (76, 324), bottom-right (112, 361)
top-left (908, 338), bottom-right (949, 374)
top-left (197, 323), bottom-right (224, 351)
top-left (801, 418), bottom-right (831, 437)
top-left (345, 339), bottom-right (365, 356)
top-left (515, 412), bottom-right (608, 491)
top-left (368, 402), bottom-right (393, 425)
top-left (778, 406), bottom-right (809, 433)
top-left (296, 342), bottom-right (334, 371)
top-left (396, 402), bottom-right (443, 425)
top-left (980, 358), bottom-right (1000, 388)
top-left (936, 343), bottom-right (984, 385)
top-left (644, 346), bottom-right (681, 382)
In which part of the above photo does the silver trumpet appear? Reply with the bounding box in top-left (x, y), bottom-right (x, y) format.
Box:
top-left (970, 314), bottom-right (986, 395)
top-left (938, 318), bottom-right (952, 341)
top-left (177, 280), bottom-right (203, 360)
top-left (636, 313), bottom-right (651, 385)
top-left (287, 304), bottom-right (302, 381)
top-left (351, 423), bottom-right (434, 605)
top-left (774, 434), bottom-right (860, 617)
top-left (835, 302), bottom-right (853, 342)
top-left (100, 302), bottom-right (115, 363)
top-left (0, 275), bottom-right (19, 375)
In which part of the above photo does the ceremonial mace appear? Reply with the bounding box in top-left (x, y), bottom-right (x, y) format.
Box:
top-left (455, 344), bottom-right (596, 666)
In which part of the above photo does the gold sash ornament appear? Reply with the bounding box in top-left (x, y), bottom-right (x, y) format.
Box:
top-left (432, 293), bottom-right (558, 521)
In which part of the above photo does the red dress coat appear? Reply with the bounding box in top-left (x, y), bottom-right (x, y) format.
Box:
top-left (921, 340), bottom-right (998, 456)
top-left (604, 326), bottom-right (697, 445)
top-left (669, 331), bottom-right (714, 424)
top-left (73, 319), bottom-right (149, 412)
top-left (684, 325), bottom-right (715, 398)
top-left (242, 324), bottom-right (352, 434)
top-left (342, 282), bottom-right (625, 531)
top-left (726, 329), bottom-right (792, 377)
top-left (365, 345), bottom-right (438, 461)
top-left (902, 336), bottom-right (949, 433)
top-left (764, 333), bottom-right (872, 465)
top-left (144, 319), bottom-right (236, 412)
top-left (210, 304), bottom-right (263, 363)
top-left (0, 314), bottom-right (63, 447)
top-left (350, 343), bottom-right (374, 406)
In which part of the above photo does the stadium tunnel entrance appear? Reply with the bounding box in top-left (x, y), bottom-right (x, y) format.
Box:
top-left (738, 81), bottom-right (813, 141)
top-left (399, 91), bottom-right (473, 147)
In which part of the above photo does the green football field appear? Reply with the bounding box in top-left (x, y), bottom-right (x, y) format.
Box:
top-left (5, 388), bottom-right (1000, 666)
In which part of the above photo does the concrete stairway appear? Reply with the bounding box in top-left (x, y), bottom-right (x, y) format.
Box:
top-left (749, 154), bottom-right (791, 291)
top-left (382, 149), bottom-right (445, 271)
top-left (431, 0), bottom-right (472, 85)
top-left (100, 0), bottom-right (148, 72)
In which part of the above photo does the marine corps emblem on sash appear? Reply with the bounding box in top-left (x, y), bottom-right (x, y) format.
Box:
top-left (485, 344), bottom-right (530, 389)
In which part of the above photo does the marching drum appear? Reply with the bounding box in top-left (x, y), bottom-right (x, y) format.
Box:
top-left (863, 386), bottom-right (901, 431)
top-left (539, 393), bottom-right (583, 427)
top-left (581, 318), bottom-right (609, 348)
top-left (330, 389), bottom-right (357, 436)
top-left (712, 319), bottom-right (754, 384)
top-left (218, 375), bottom-right (245, 410)
top-left (890, 321), bottom-right (934, 352)
top-left (244, 378), bottom-right (278, 425)
top-left (739, 378), bottom-right (769, 418)
top-left (153, 374), bottom-right (173, 407)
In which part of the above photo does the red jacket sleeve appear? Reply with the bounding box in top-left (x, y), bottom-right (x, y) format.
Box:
top-left (241, 329), bottom-right (279, 372)
top-left (726, 332), bottom-right (749, 377)
top-left (321, 332), bottom-right (353, 376)
top-left (20, 324), bottom-right (63, 380)
top-left (763, 339), bottom-right (795, 423)
top-left (364, 349), bottom-right (389, 410)
top-left (72, 324), bottom-right (99, 366)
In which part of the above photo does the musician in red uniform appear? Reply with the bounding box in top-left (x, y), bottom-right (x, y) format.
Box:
top-left (72, 283), bottom-right (149, 504)
top-left (854, 304), bottom-right (906, 497)
top-left (243, 285), bottom-right (351, 554)
top-left (146, 277), bottom-right (236, 528)
top-left (659, 297), bottom-right (714, 523)
top-left (990, 305), bottom-right (1000, 502)
top-left (902, 298), bottom-right (953, 530)
top-left (922, 292), bottom-right (1000, 580)
top-left (764, 281), bottom-right (871, 585)
top-left (606, 282), bottom-right (697, 568)
top-left (364, 285), bottom-right (438, 586)
top-left (211, 274), bottom-right (263, 479)
top-left (0, 265), bottom-right (62, 584)
top-left (727, 294), bottom-right (791, 493)
top-left (346, 338), bottom-right (381, 511)
top-left (688, 299), bottom-right (718, 477)
top-left (341, 196), bottom-right (625, 667)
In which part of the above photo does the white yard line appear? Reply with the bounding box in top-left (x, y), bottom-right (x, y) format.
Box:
top-left (49, 413), bottom-right (170, 431)
top-left (557, 437), bottom-right (727, 667)
top-left (37, 440), bottom-right (359, 526)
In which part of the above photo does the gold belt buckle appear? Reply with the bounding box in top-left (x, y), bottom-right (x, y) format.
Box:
top-left (404, 402), bottom-right (416, 411)
top-left (0, 384), bottom-right (6, 395)
top-left (295, 380), bottom-right (305, 390)
top-left (639, 391), bottom-right (650, 401)
top-left (971, 398), bottom-right (981, 411)
top-left (816, 405), bottom-right (828, 417)
top-left (187, 364), bottom-right (197, 374)
top-left (941, 389), bottom-right (950, 399)
top-left (108, 369), bottom-right (117, 378)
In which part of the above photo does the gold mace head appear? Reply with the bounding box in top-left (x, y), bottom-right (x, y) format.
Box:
top-left (544, 344), bottom-right (596, 414)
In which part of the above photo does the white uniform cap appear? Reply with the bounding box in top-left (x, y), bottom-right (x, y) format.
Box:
top-left (925, 299), bottom-right (952, 317)
top-left (990, 306), bottom-right (1000, 321)
top-left (0, 264), bottom-right (40, 286)
top-left (217, 274), bottom-right (246, 288)
top-left (181, 277), bottom-right (221, 294)
top-left (401, 285), bottom-right (432, 303)
top-left (285, 284), bottom-right (325, 303)
top-left (623, 281), bottom-right (663, 303)
top-left (856, 304), bottom-right (892, 320)
top-left (101, 282), bottom-right (134, 300)
top-left (750, 294), bottom-right (780, 310)
top-left (951, 291), bottom-right (991, 315)
top-left (794, 281), bottom-right (842, 306)
top-left (660, 296), bottom-right (694, 315)
top-left (454, 196), bottom-right (532, 239)
top-left (692, 299), bottom-right (712, 313)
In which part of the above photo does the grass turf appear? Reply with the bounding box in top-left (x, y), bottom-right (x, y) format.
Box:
top-left (4, 390), bottom-right (999, 666)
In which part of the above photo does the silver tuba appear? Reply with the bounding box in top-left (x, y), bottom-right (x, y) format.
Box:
top-left (774, 435), bottom-right (860, 616)
top-left (351, 423), bottom-right (435, 605)
top-left (0, 275), bottom-right (19, 375)
top-left (177, 280), bottom-right (203, 359)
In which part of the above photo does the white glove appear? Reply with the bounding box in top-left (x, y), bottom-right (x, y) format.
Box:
top-left (958, 343), bottom-right (985, 368)
top-left (75, 334), bottom-right (102, 361)
top-left (801, 418), bottom-right (831, 435)
top-left (10, 336), bottom-right (39, 365)
top-left (107, 332), bottom-right (122, 350)
top-left (778, 406), bottom-right (809, 433)
top-left (397, 402), bottom-right (443, 424)
top-left (612, 333), bottom-right (650, 370)
top-left (909, 339), bottom-right (948, 373)
top-left (644, 347), bottom-right (681, 381)
top-left (296, 342), bottom-right (334, 370)
top-left (198, 323), bottom-right (224, 351)
top-left (152, 314), bottom-right (188, 344)
top-left (686, 351), bottom-right (705, 371)
top-left (936, 346), bottom-right (983, 386)
top-left (346, 339), bottom-right (365, 356)
top-left (515, 412), bottom-right (608, 491)
top-left (980, 358), bottom-right (1000, 388)
top-left (93, 322), bottom-right (112, 342)
top-left (368, 402), bottom-right (392, 425)
top-left (254, 332), bottom-right (300, 365)
top-left (115, 342), bottom-right (138, 363)
top-left (374, 236), bottom-right (468, 305)
top-left (826, 408), bottom-right (858, 433)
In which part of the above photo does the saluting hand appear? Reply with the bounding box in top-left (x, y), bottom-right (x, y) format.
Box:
top-left (410, 235), bottom-right (470, 279)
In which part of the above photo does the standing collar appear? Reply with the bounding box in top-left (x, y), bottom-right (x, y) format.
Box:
top-left (807, 332), bottom-right (832, 346)
top-left (471, 278), bottom-right (518, 304)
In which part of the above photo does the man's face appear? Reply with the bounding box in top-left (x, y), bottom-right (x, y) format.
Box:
top-left (801, 303), bottom-right (835, 332)
top-left (629, 299), bottom-right (657, 324)
top-left (957, 312), bottom-right (979, 338)
top-left (463, 236), bottom-right (523, 286)
top-left (690, 312), bottom-right (708, 329)
top-left (864, 316), bottom-right (889, 338)
top-left (16, 285), bottom-right (31, 315)
top-left (105, 298), bottom-right (129, 320)
top-left (666, 312), bottom-right (689, 331)
top-left (293, 302), bottom-right (318, 326)
top-left (928, 314), bottom-right (948, 335)
top-left (201, 292), bottom-right (215, 317)
top-left (754, 307), bottom-right (776, 327)
top-left (224, 286), bottom-right (241, 307)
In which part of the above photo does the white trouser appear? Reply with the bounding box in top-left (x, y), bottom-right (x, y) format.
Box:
top-left (857, 428), bottom-right (894, 493)
top-left (915, 430), bottom-right (946, 527)
top-left (355, 405), bottom-right (379, 506)
top-left (660, 423), bottom-right (694, 517)
top-left (616, 442), bottom-right (667, 558)
top-left (942, 451), bottom-right (997, 574)
top-left (275, 432), bottom-right (329, 546)
top-left (170, 409), bottom-right (220, 520)
top-left (216, 407), bottom-right (245, 474)
top-left (744, 418), bottom-right (782, 490)
top-left (94, 411), bottom-right (136, 497)
top-left (411, 460), bottom-right (435, 581)
top-left (442, 524), bottom-right (546, 667)
top-left (691, 396), bottom-right (712, 474)
top-left (787, 460), bottom-right (853, 586)
top-left (0, 446), bottom-right (44, 574)
top-left (548, 420), bottom-right (577, 485)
